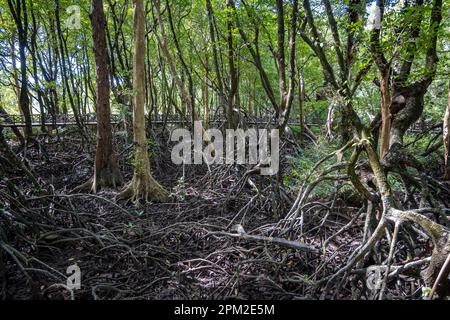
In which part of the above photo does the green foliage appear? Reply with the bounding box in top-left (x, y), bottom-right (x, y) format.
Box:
top-left (387, 174), bottom-right (403, 193)
top-left (284, 137), bottom-right (341, 198)
top-left (0, 0), bottom-right (448, 190)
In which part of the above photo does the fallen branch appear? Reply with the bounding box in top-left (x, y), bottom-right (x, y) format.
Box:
top-left (213, 230), bottom-right (318, 254)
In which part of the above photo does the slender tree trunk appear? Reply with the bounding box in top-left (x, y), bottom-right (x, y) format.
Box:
top-left (203, 56), bottom-right (210, 129)
top-left (276, 0), bottom-right (297, 131)
top-left (10, 32), bottom-right (21, 109)
top-left (379, 71), bottom-right (391, 159)
top-left (8, 0), bottom-right (33, 140)
top-left (46, 17), bottom-right (61, 118)
top-left (30, 7), bottom-right (47, 133)
top-left (154, 0), bottom-right (197, 126)
top-left (118, 0), bottom-right (168, 203)
top-left (77, 0), bottom-right (123, 192)
top-left (205, 0), bottom-right (228, 118)
top-left (298, 71), bottom-right (305, 143)
top-left (166, 0), bottom-right (196, 125)
top-left (226, 0), bottom-right (239, 129)
top-left (444, 81), bottom-right (450, 180)
top-left (54, 0), bottom-right (86, 136)
top-left (233, 1), bottom-right (278, 113)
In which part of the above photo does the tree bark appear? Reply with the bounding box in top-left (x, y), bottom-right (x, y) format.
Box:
top-left (154, 0), bottom-right (197, 126)
top-left (444, 81), bottom-right (450, 180)
top-left (117, 0), bottom-right (168, 203)
top-left (54, 0), bottom-right (86, 136)
top-left (234, 2), bottom-right (278, 113)
top-left (30, 6), bottom-right (46, 133)
top-left (379, 71), bottom-right (391, 159)
top-left (165, 0), bottom-right (196, 125)
top-left (226, 0), bottom-right (239, 129)
top-left (203, 56), bottom-right (210, 129)
top-left (7, 0), bottom-right (33, 140)
top-left (77, 0), bottom-right (123, 193)
top-left (388, 0), bottom-right (442, 149)
top-left (276, 0), bottom-right (288, 129)
top-left (205, 0), bottom-right (228, 119)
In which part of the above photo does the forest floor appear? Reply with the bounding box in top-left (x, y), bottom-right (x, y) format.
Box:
top-left (1, 130), bottom-right (446, 300)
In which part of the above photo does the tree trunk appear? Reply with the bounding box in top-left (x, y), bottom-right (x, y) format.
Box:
top-left (77, 0), bottom-right (123, 193)
top-left (444, 81), bottom-right (450, 180)
top-left (205, 0), bottom-right (228, 118)
top-left (203, 57), bottom-right (210, 129)
top-left (276, 0), bottom-right (297, 132)
top-left (8, 0), bottom-right (33, 140)
top-left (10, 33), bottom-right (21, 105)
top-left (389, 88), bottom-right (425, 147)
top-left (155, 0), bottom-right (196, 127)
top-left (30, 6), bottom-right (46, 133)
top-left (117, 0), bottom-right (168, 203)
top-left (54, 0), bottom-right (86, 137)
top-left (226, 0), bottom-right (239, 129)
top-left (166, 0), bottom-right (196, 126)
top-left (379, 71), bottom-right (391, 159)
top-left (298, 71), bottom-right (305, 143)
